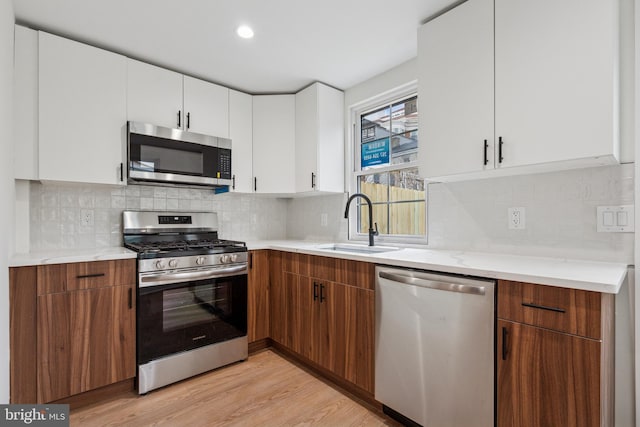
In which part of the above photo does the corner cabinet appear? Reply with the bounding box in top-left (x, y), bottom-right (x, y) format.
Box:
top-left (9, 260), bottom-right (136, 404)
top-left (497, 280), bottom-right (613, 427)
top-left (418, 0), bottom-right (619, 181)
top-left (252, 95), bottom-right (296, 194)
top-left (126, 58), bottom-right (229, 137)
top-left (295, 83), bottom-right (345, 193)
top-left (38, 32), bottom-right (128, 185)
top-left (270, 252), bottom-right (375, 393)
top-left (229, 90), bottom-right (254, 193)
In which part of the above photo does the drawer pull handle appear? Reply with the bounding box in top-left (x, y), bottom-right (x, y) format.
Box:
top-left (76, 273), bottom-right (106, 279)
top-left (521, 302), bottom-right (566, 313)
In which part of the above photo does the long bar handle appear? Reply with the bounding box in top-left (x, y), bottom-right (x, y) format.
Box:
top-left (521, 302), bottom-right (566, 313)
top-left (76, 273), bottom-right (105, 279)
top-left (379, 271), bottom-right (486, 296)
top-left (502, 326), bottom-right (508, 360)
top-left (140, 265), bottom-right (247, 288)
top-left (483, 140), bottom-right (488, 166)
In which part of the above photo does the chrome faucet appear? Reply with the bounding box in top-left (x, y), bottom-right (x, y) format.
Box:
top-left (344, 193), bottom-right (378, 246)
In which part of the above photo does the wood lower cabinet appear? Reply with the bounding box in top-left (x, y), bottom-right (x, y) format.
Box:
top-left (497, 280), bottom-right (613, 427)
top-left (10, 259), bottom-right (136, 404)
top-left (270, 252), bottom-right (375, 393)
top-left (248, 250), bottom-right (270, 343)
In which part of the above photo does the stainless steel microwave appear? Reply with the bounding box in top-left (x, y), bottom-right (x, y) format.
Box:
top-left (127, 121), bottom-right (232, 188)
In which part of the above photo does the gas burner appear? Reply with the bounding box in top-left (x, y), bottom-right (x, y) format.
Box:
top-left (122, 211), bottom-right (248, 265)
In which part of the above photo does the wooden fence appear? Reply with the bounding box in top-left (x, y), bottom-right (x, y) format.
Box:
top-left (358, 182), bottom-right (426, 236)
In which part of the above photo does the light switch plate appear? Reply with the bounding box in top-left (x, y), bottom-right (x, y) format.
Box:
top-left (597, 205), bottom-right (634, 232)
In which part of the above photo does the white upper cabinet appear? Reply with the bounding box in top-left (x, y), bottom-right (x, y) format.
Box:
top-left (39, 31), bottom-right (127, 185)
top-left (229, 90), bottom-right (253, 193)
top-left (183, 76), bottom-right (229, 137)
top-left (295, 82), bottom-right (344, 193)
top-left (13, 25), bottom-right (39, 180)
top-left (252, 95), bottom-right (295, 194)
top-left (418, 0), bottom-right (494, 178)
top-left (418, 0), bottom-right (619, 181)
top-left (126, 59), bottom-right (183, 129)
top-left (127, 59), bottom-right (229, 137)
top-left (494, 0), bottom-right (617, 168)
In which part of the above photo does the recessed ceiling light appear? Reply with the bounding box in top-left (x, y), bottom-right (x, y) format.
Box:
top-left (236, 25), bottom-right (254, 39)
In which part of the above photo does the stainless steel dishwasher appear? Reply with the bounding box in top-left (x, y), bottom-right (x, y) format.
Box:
top-left (375, 265), bottom-right (495, 427)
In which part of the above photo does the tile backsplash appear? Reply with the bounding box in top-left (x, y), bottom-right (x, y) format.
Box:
top-left (29, 183), bottom-right (288, 251)
top-left (426, 163), bottom-right (635, 263)
top-left (27, 163), bottom-right (635, 264)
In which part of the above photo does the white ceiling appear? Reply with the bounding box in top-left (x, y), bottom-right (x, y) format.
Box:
top-left (13, 0), bottom-right (457, 94)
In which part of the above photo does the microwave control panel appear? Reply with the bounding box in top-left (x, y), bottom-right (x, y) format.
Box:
top-left (218, 149), bottom-right (231, 180)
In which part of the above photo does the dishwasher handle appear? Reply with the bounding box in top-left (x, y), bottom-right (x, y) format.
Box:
top-left (379, 271), bottom-right (486, 296)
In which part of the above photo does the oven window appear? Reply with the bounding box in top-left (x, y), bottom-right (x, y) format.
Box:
top-left (162, 283), bottom-right (231, 332)
top-left (137, 145), bottom-right (203, 175)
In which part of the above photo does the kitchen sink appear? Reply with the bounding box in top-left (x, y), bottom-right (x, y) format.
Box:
top-left (315, 243), bottom-right (401, 254)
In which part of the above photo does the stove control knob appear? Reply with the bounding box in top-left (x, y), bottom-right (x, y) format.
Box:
top-left (221, 255), bottom-right (230, 264)
top-left (230, 254), bottom-right (238, 263)
top-left (169, 259), bottom-right (178, 268)
top-left (155, 260), bottom-right (165, 270)
top-left (195, 256), bottom-right (206, 265)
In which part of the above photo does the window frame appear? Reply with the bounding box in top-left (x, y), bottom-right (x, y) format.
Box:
top-left (347, 81), bottom-right (427, 245)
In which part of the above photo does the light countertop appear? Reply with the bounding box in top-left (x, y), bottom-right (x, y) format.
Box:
top-left (9, 247), bottom-right (137, 267)
top-left (247, 240), bottom-right (629, 294)
top-left (9, 241), bottom-right (629, 294)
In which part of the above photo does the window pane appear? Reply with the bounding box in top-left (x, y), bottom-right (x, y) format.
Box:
top-left (361, 106), bottom-right (390, 143)
top-left (358, 173), bottom-right (388, 203)
top-left (390, 97), bottom-right (418, 165)
top-left (389, 201), bottom-right (425, 235)
top-left (389, 167), bottom-right (425, 202)
top-left (359, 204), bottom-right (388, 235)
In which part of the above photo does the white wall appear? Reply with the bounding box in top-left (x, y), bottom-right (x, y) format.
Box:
top-left (0, 0), bottom-right (14, 404)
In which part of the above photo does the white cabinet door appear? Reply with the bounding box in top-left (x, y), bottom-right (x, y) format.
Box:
top-left (417, 0), bottom-right (494, 179)
top-left (295, 82), bottom-right (344, 193)
top-left (295, 84), bottom-right (317, 192)
top-left (126, 59), bottom-right (183, 129)
top-left (39, 32), bottom-right (127, 185)
top-left (229, 90), bottom-right (253, 193)
top-left (495, 0), bottom-right (618, 168)
top-left (252, 95), bottom-right (295, 194)
top-left (315, 83), bottom-right (344, 193)
top-left (14, 25), bottom-right (39, 180)
top-left (183, 76), bottom-right (229, 137)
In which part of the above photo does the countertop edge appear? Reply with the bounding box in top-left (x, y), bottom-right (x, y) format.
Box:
top-left (9, 248), bottom-right (138, 267)
top-left (247, 241), bottom-right (629, 294)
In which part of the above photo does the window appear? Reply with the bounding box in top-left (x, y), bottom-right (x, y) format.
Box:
top-left (351, 93), bottom-right (425, 242)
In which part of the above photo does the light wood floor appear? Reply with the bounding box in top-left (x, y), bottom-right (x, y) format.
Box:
top-left (71, 350), bottom-right (398, 427)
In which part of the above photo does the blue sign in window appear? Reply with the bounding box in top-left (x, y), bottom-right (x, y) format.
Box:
top-left (361, 138), bottom-right (390, 168)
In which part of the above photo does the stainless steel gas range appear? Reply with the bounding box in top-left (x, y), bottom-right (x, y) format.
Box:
top-left (123, 210), bottom-right (248, 394)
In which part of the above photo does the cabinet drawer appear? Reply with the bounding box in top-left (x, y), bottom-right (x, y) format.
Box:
top-left (37, 259), bottom-right (136, 294)
top-left (497, 280), bottom-right (601, 340)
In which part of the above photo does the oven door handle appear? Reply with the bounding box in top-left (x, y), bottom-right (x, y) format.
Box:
top-left (139, 265), bottom-right (247, 288)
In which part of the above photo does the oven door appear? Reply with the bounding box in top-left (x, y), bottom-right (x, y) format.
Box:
top-left (137, 264), bottom-right (247, 364)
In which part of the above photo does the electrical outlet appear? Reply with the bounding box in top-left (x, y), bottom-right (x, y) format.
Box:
top-left (508, 207), bottom-right (526, 230)
top-left (320, 213), bottom-right (328, 227)
top-left (80, 209), bottom-right (94, 227)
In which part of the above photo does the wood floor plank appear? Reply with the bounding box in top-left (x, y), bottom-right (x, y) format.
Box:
top-left (70, 350), bottom-right (398, 427)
